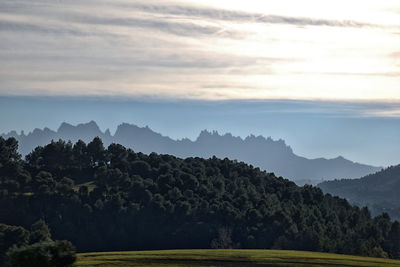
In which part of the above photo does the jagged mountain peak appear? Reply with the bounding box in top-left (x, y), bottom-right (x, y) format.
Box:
top-left (58, 122), bottom-right (74, 132)
top-left (78, 120), bottom-right (101, 131)
top-left (1, 121), bottom-right (381, 182)
top-left (332, 156), bottom-right (347, 162)
top-left (115, 123), bottom-right (158, 135)
top-left (197, 129), bottom-right (218, 138)
top-left (57, 121), bottom-right (102, 139)
top-left (196, 130), bottom-right (286, 145)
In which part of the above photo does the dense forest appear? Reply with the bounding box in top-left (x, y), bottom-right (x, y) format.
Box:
top-left (319, 165), bottom-right (400, 220)
top-left (1, 136), bottom-right (400, 260)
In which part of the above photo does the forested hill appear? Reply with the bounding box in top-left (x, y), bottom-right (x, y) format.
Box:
top-left (1, 136), bottom-right (400, 259)
top-left (319, 165), bottom-right (400, 220)
top-left (1, 121), bottom-right (380, 183)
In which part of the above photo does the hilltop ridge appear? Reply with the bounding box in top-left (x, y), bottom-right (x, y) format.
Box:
top-left (319, 165), bottom-right (400, 219)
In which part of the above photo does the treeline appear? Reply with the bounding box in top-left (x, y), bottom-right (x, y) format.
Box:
top-left (1, 137), bottom-right (400, 259)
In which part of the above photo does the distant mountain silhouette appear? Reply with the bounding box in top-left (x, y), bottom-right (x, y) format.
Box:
top-left (2, 121), bottom-right (381, 183)
top-left (318, 165), bottom-right (400, 219)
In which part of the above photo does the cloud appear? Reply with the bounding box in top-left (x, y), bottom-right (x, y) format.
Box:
top-left (2, 1), bottom-right (373, 28)
top-left (0, 0), bottom-right (375, 43)
top-left (0, 20), bottom-right (93, 37)
top-left (0, 0), bottom-right (399, 100)
top-left (292, 71), bottom-right (400, 77)
top-left (72, 16), bottom-right (225, 37)
top-left (0, 2), bottom-right (241, 39)
top-left (124, 3), bottom-right (374, 28)
top-left (390, 51), bottom-right (400, 57)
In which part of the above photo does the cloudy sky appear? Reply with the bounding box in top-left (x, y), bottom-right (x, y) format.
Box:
top-left (1, 0), bottom-right (399, 100)
top-left (1, 0), bottom-right (400, 167)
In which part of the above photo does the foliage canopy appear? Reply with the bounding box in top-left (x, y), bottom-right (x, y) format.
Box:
top-left (0, 137), bottom-right (399, 259)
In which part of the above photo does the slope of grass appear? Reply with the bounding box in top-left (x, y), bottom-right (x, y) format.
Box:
top-left (75, 249), bottom-right (400, 267)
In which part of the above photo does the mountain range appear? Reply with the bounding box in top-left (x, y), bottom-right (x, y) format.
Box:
top-left (319, 165), bottom-right (400, 219)
top-left (1, 121), bottom-right (381, 183)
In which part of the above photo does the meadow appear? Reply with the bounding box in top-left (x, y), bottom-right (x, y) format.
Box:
top-left (76, 249), bottom-right (400, 266)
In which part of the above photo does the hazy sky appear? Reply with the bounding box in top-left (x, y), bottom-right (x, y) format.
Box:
top-left (1, 0), bottom-right (399, 100)
top-left (1, 97), bottom-right (400, 167)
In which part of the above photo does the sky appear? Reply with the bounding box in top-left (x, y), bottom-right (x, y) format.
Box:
top-left (0, 0), bottom-right (399, 100)
top-left (1, 1), bottom-right (400, 167)
top-left (1, 97), bottom-right (400, 167)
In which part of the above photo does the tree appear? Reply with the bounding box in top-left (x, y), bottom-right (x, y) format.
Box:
top-left (210, 227), bottom-right (234, 249)
top-left (5, 240), bottom-right (76, 267)
top-left (0, 224), bottom-right (30, 264)
top-left (0, 137), bottom-right (30, 192)
top-left (30, 220), bottom-right (52, 244)
top-left (384, 221), bottom-right (400, 258)
top-left (87, 137), bottom-right (107, 167)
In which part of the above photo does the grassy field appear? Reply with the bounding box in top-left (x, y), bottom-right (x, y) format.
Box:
top-left (76, 249), bottom-right (400, 266)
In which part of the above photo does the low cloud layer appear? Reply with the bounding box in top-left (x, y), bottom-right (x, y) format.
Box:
top-left (0, 0), bottom-right (399, 100)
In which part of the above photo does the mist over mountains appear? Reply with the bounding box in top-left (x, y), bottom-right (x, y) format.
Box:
top-left (1, 121), bottom-right (380, 183)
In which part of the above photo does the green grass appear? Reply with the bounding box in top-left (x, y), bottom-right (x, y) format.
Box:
top-left (75, 249), bottom-right (400, 267)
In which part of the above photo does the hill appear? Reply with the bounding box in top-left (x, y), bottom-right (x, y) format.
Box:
top-left (318, 165), bottom-right (400, 219)
top-left (76, 249), bottom-right (400, 267)
top-left (1, 121), bottom-right (381, 183)
top-left (1, 136), bottom-right (399, 259)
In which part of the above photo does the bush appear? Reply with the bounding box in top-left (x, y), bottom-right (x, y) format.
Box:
top-left (0, 224), bottom-right (30, 264)
top-left (5, 240), bottom-right (76, 267)
top-left (368, 246), bottom-right (389, 259)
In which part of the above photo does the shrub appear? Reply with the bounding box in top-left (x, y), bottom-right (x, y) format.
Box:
top-left (5, 240), bottom-right (76, 267)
